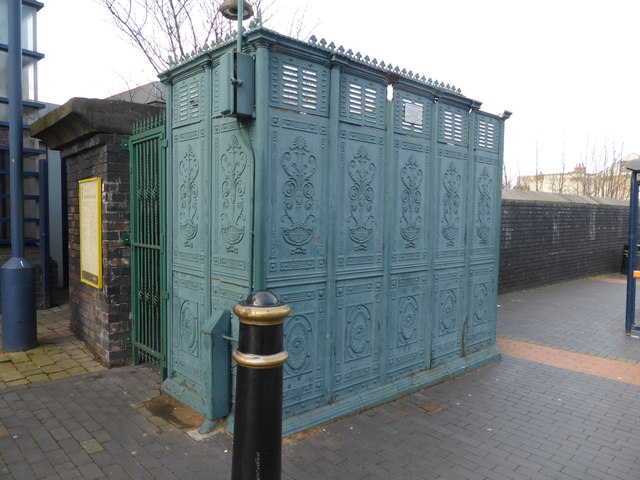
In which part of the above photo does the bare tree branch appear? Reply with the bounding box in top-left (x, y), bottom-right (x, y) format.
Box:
top-left (95, 0), bottom-right (281, 75)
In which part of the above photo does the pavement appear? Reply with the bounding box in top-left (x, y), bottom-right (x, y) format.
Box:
top-left (1, 274), bottom-right (640, 479)
top-left (0, 306), bottom-right (106, 388)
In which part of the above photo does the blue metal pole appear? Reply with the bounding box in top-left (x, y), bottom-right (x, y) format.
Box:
top-left (1, 0), bottom-right (37, 351)
top-left (39, 158), bottom-right (50, 308)
top-left (625, 171), bottom-right (638, 334)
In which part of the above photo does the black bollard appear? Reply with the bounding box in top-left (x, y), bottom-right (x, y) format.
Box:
top-left (231, 291), bottom-right (290, 480)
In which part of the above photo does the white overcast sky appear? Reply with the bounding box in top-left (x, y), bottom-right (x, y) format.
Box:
top-left (37, 0), bottom-right (640, 178)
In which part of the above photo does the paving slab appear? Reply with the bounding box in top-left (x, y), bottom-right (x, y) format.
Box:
top-left (497, 274), bottom-right (640, 362)
top-left (1, 277), bottom-right (640, 479)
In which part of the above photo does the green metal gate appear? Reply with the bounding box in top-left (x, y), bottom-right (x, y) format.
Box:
top-left (127, 113), bottom-right (167, 375)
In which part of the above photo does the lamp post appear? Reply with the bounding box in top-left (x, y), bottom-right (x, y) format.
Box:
top-left (219, 0), bottom-right (255, 53)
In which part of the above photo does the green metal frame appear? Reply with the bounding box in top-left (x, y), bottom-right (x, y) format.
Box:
top-left (128, 114), bottom-right (167, 377)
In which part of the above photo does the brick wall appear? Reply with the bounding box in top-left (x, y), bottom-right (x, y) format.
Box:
top-left (499, 190), bottom-right (629, 294)
top-left (64, 133), bottom-right (131, 366)
top-left (30, 98), bottom-right (163, 367)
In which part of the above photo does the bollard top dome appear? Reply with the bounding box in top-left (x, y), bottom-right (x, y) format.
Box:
top-left (234, 290), bottom-right (290, 325)
top-left (244, 290), bottom-right (281, 307)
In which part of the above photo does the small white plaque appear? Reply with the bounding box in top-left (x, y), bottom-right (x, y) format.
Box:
top-left (403, 102), bottom-right (423, 125)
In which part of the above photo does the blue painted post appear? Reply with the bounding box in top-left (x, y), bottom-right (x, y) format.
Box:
top-left (625, 170), bottom-right (639, 334)
top-left (39, 158), bottom-right (50, 309)
top-left (1, 0), bottom-right (37, 351)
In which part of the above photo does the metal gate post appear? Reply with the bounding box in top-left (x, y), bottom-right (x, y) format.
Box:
top-left (231, 291), bottom-right (290, 480)
top-left (626, 164), bottom-right (640, 334)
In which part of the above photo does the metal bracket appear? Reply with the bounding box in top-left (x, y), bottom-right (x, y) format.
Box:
top-left (121, 139), bottom-right (129, 151)
top-left (122, 232), bottom-right (131, 245)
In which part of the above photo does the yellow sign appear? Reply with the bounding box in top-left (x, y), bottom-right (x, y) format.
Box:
top-left (79, 178), bottom-right (102, 288)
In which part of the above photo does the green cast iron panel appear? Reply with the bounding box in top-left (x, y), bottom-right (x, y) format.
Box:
top-left (390, 138), bottom-right (430, 271)
top-left (434, 146), bottom-right (468, 268)
top-left (266, 113), bottom-right (328, 282)
top-left (465, 264), bottom-right (496, 355)
top-left (269, 52), bottom-right (330, 116)
top-left (431, 268), bottom-right (465, 366)
top-left (162, 29), bottom-right (508, 431)
top-left (212, 119), bottom-right (254, 285)
top-left (386, 272), bottom-right (430, 381)
top-left (129, 115), bottom-right (166, 372)
top-left (336, 124), bottom-right (385, 274)
top-left (333, 277), bottom-right (384, 402)
top-left (273, 283), bottom-right (329, 418)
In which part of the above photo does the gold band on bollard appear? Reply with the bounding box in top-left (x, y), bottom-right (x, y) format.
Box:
top-left (233, 350), bottom-right (289, 369)
top-left (233, 303), bottom-right (291, 326)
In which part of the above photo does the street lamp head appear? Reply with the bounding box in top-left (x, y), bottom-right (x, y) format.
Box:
top-left (219, 0), bottom-right (254, 20)
top-left (626, 157), bottom-right (640, 172)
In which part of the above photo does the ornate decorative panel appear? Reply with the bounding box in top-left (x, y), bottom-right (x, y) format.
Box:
top-left (390, 139), bottom-right (430, 269)
top-left (431, 269), bottom-right (464, 366)
top-left (387, 273), bottom-right (429, 380)
top-left (472, 156), bottom-right (498, 261)
top-left (274, 284), bottom-right (327, 418)
top-left (267, 114), bottom-right (327, 281)
top-left (334, 278), bottom-right (383, 401)
top-left (435, 148), bottom-right (467, 266)
top-left (171, 272), bottom-right (206, 389)
top-left (336, 126), bottom-right (384, 274)
top-left (211, 121), bottom-right (253, 283)
top-left (465, 265), bottom-right (496, 354)
top-left (172, 126), bottom-right (206, 271)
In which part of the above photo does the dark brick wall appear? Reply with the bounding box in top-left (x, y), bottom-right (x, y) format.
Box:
top-left (64, 133), bottom-right (131, 366)
top-left (499, 194), bottom-right (629, 294)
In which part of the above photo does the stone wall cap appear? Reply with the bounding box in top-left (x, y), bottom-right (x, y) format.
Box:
top-left (503, 189), bottom-right (628, 207)
top-left (30, 97), bottom-right (164, 150)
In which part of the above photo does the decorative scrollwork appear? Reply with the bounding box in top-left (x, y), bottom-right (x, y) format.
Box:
top-left (281, 137), bottom-right (317, 255)
top-left (398, 296), bottom-right (419, 345)
top-left (179, 300), bottom-right (198, 353)
top-left (442, 162), bottom-right (461, 246)
top-left (476, 167), bottom-right (492, 244)
top-left (179, 144), bottom-right (200, 247)
top-left (440, 289), bottom-right (456, 331)
top-left (473, 284), bottom-right (489, 325)
top-left (221, 136), bottom-right (247, 254)
top-left (346, 304), bottom-right (372, 359)
top-left (284, 315), bottom-right (312, 373)
top-left (400, 155), bottom-right (423, 248)
top-left (347, 147), bottom-right (376, 251)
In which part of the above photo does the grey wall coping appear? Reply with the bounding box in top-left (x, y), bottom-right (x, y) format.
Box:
top-left (30, 97), bottom-right (163, 150)
top-left (502, 189), bottom-right (629, 207)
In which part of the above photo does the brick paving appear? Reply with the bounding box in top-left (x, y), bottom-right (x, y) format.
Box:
top-left (1, 276), bottom-right (640, 479)
top-left (498, 337), bottom-right (640, 386)
top-left (0, 305), bottom-right (106, 388)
